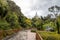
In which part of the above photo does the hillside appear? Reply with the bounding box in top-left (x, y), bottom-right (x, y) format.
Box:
top-left (0, 0), bottom-right (27, 30)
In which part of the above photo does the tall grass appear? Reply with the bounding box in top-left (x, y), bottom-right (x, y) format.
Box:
top-left (38, 31), bottom-right (60, 40)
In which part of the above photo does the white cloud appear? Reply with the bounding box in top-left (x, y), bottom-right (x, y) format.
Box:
top-left (12, 0), bottom-right (60, 18)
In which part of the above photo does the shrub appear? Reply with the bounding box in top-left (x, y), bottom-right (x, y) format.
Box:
top-left (0, 20), bottom-right (10, 30)
top-left (31, 29), bottom-right (36, 32)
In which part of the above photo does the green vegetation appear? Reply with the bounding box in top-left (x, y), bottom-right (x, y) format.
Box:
top-left (31, 29), bottom-right (36, 32)
top-left (0, 0), bottom-right (33, 39)
top-left (48, 5), bottom-right (60, 34)
top-left (38, 31), bottom-right (60, 40)
top-left (32, 13), bottom-right (43, 30)
top-left (0, 0), bottom-right (60, 40)
top-left (0, 0), bottom-right (31, 39)
top-left (0, 20), bottom-right (10, 30)
top-left (0, 0), bottom-right (60, 31)
top-left (0, 0), bottom-right (31, 30)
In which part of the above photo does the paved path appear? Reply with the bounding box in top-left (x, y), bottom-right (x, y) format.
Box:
top-left (27, 30), bottom-right (36, 40)
top-left (4, 30), bottom-right (36, 40)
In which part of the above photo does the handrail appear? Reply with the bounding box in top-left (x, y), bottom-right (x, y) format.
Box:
top-left (36, 32), bottom-right (43, 40)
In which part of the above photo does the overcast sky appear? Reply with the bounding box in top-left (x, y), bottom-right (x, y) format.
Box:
top-left (12, 0), bottom-right (60, 18)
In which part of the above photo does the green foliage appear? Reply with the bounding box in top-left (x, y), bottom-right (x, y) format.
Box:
top-left (38, 31), bottom-right (60, 40)
top-left (6, 12), bottom-right (19, 28)
top-left (0, 0), bottom-right (33, 39)
top-left (19, 16), bottom-right (32, 28)
top-left (24, 18), bottom-right (32, 28)
top-left (0, 3), bottom-right (8, 19)
top-left (31, 29), bottom-right (36, 32)
top-left (48, 5), bottom-right (60, 34)
top-left (43, 22), bottom-right (56, 30)
top-left (0, 0), bottom-right (24, 31)
top-left (0, 20), bottom-right (10, 30)
top-left (57, 15), bottom-right (60, 25)
top-left (56, 15), bottom-right (60, 33)
top-left (32, 17), bottom-right (43, 30)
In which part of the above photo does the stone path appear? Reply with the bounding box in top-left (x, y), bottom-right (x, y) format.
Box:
top-left (4, 30), bottom-right (36, 40)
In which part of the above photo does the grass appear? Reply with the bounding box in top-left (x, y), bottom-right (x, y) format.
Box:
top-left (38, 31), bottom-right (60, 40)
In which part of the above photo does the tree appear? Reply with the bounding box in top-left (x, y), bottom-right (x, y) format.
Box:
top-left (32, 15), bottom-right (43, 30)
top-left (6, 12), bottom-right (19, 29)
top-left (57, 15), bottom-right (60, 33)
top-left (0, 2), bottom-right (8, 19)
top-left (18, 15), bottom-right (26, 28)
top-left (48, 5), bottom-right (60, 34)
top-left (24, 18), bottom-right (32, 28)
top-left (48, 5), bottom-right (60, 15)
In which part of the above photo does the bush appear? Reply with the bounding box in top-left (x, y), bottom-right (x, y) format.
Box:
top-left (31, 29), bottom-right (36, 32)
top-left (0, 20), bottom-right (10, 30)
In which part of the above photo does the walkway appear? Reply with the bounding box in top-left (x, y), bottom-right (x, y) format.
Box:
top-left (4, 30), bottom-right (36, 40)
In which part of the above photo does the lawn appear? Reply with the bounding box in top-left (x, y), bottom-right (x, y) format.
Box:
top-left (38, 31), bottom-right (60, 40)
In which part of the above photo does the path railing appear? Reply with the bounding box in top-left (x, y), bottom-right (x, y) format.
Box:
top-left (36, 32), bottom-right (43, 40)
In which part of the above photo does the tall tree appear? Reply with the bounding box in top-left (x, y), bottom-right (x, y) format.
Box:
top-left (48, 5), bottom-right (60, 34)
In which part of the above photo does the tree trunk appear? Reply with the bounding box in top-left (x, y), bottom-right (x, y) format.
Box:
top-left (56, 21), bottom-right (60, 34)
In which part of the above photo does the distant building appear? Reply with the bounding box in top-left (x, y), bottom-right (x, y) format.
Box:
top-left (33, 12), bottom-right (40, 19)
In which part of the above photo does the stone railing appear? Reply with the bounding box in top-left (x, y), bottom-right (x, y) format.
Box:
top-left (36, 32), bottom-right (43, 40)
